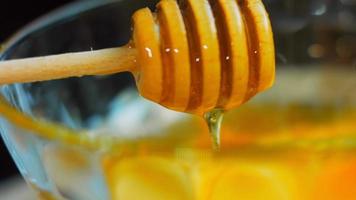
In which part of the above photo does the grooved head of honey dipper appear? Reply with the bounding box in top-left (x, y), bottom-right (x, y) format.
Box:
top-left (132, 0), bottom-right (275, 116)
top-left (132, 8), bottom-right (164, 104)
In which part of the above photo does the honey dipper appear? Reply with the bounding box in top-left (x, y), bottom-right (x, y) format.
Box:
top-left (0, 0), bottom-right (274, 115)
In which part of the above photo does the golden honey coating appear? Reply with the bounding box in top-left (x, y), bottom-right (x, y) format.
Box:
top-left (132, 8), bottom-right (164, 103)
top-left (133, 0), bottom-right (275, 115)
top-left (211, 0), bottom-right (250, 109)
top-left (156, 0), bottom-right (191, 111)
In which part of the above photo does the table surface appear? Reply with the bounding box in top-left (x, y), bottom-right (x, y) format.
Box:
top-left (0, 176), bottom-right (34, 200)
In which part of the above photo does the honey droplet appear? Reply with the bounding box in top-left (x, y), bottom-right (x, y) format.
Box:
top-left (204, 109), bottom-right (224, 151)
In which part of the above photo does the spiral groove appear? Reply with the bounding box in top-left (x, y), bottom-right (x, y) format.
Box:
top-left (133, 0), bottom-right (274, 115)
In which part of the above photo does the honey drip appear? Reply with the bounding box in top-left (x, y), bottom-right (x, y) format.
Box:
top-left (204, 109), bottom-right (224, 151)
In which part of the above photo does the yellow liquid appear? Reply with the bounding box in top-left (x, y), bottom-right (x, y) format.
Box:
top-left (204, 109), bottom-right (224, 151)
top-left (102, 104), bottom-right (356, 200)
top-left (1, 95), bottom-right (356, 200)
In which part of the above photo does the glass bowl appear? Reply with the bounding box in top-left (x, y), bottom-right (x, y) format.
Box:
top-left (0, 0), bottom-right (356, 199)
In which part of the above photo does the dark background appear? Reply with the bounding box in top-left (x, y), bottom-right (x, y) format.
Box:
top-left (0, 0), bottom-right (74, 183)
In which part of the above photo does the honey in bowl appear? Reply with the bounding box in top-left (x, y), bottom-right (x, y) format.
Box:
top-left (1, 68), bottom-right (356, 199)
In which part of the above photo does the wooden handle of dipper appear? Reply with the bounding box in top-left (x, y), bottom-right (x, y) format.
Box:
top-left (0, 47), bottom-right (138, 84)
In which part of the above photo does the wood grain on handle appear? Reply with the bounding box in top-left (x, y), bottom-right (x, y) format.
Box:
top-left (0, 47), bottom-right (138, 85)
